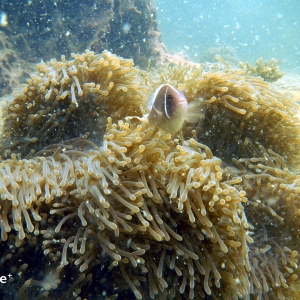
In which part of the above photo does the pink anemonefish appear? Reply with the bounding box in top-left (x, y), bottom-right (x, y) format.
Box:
top-left (147, 84), bottom-right (205, 133)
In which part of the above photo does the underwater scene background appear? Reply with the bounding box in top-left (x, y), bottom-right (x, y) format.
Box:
top-left (0, 0), bottom-right (300, 299)
top-left (156, 0), bottom-right (300, 71)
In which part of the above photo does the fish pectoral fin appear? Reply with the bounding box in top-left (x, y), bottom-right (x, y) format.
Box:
top-left (186, 99), bottom-right (206, 123)
top-left (152, 107), bottom-right (164, 118)
top-left (125, 115), bottom-right (148, 124)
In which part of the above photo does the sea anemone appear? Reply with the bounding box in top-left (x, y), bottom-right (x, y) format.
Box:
top-left (0, 50), bottom-right (299, 299)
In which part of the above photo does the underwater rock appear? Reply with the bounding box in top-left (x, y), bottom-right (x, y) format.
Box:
top-left (0, 50), bottom-right (300, 299)
top-left (0, 0), bottom-right (164, 69)
top-left (0, 32), bottom-right (33, 97)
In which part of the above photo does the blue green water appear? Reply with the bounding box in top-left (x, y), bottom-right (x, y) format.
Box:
top-left (156, 0), bottom-right (300, 71)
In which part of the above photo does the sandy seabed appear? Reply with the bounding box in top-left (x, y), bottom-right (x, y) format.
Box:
top-left (272, 72), bottom-right (300, 103)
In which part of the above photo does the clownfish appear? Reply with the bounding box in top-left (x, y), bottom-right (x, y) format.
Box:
top-left (146, 84), bottom-right (205, 133)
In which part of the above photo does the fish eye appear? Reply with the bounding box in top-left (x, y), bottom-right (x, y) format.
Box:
top-left (167, 95), bottom-right (173, 101)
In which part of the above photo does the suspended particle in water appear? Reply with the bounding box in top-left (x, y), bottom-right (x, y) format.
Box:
top-left (0, 11), bottom-right (8, 27)
top-left (122, 22), bottom-right (131, 34)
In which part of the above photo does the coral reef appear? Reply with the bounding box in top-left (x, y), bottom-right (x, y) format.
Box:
top-left (239, 57), bottom-right (285, 82)
top-left (0, 50), bottom-right (300, 299)
top-left (0, 0), bottom-right (164, 69)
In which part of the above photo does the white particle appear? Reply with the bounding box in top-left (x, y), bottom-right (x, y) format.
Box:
top-left (0, 11), bottom-right (8, 27)
top-left (122, 22), bottom-right (130, 34)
